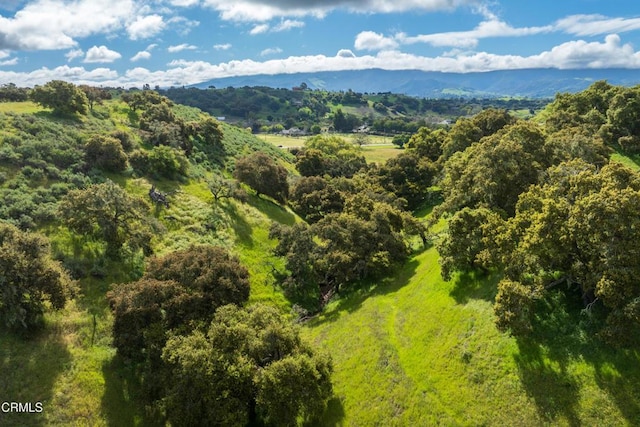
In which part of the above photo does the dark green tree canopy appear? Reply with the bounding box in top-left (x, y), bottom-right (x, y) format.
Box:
top-left (144, 245), bottom-right (250, 316)
top-left (84, 134), bottom-right (128, 172)
top-left (234, 151), bottom-right (289, 203)
top-left (296, 135), bottom-right (367, 178)
top-left (272, 189), bottom-right (425, 309)
top-left (162, 303), bottom-right (333, 427)
top-left (58, 180), bottom-right (155, 258)
top-left (30, 80), bottom-right (88, 116)
top-left (289, 176), bottom-right (345, 224)
top-left (375, 150), bottom-right (437, 210)
top-left (487, 161), bottom-right (640, 345)
top-left (438, 120), bottom-right (549, 217)
top-left (0, 223), bottom-right (76, 330)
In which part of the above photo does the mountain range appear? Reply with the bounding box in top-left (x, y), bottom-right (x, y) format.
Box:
top-left (193, 68), bottom-right (640, 98)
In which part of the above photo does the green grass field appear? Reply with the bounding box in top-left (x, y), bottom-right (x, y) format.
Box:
top-left (0, 101), bottom-right (44, 114)
top-left (260, 133), bottom-right (402, 164)
top-left (304, 237), bottom-right (640, 425)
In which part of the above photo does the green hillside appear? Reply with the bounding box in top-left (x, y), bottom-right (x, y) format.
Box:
top-left (304, 225), bottom-right (640, 426)
top-left (0, 90), bottom-right (297, 426)
top-left (2, 81), bottom-right (640, 426)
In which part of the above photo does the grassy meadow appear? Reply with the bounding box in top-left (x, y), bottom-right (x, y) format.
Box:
top-left (304, 233), bottom-right (640, 426)
top-left (260, 133), bottom-right (402, 164)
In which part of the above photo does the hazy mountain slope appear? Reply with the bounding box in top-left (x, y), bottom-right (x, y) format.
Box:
top-left (194, 68), bottom-right (640, 98)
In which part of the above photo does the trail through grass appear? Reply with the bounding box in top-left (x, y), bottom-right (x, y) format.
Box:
top-left (304, 246), bottom-right (640, 426)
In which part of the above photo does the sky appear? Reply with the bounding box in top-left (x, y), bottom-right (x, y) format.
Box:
top-left (1, 0), bottom-right (640, 87)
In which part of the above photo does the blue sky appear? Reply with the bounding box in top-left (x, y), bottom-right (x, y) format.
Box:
top-left (1, 0), bottom-right (640, 87)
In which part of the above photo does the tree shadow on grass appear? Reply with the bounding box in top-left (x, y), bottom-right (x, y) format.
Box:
top-left (245, 194), bottom-right (296, 226)
top-left (101, 356), bottom-right (163, 427)
top-left (0, 328), bottom-right (71, 427)
top-left (449, 270), bottom-right (500, 304)
top-left (306, 396), bottom-right (346, 427)
top-left (514, 338), bottom-right (581, 427)
top-left (219, 201), bottom-right (254, 247)
top-left (513, 289), bottom-right (640, 426)
top-left (307, 258), bottom-right (420, 328)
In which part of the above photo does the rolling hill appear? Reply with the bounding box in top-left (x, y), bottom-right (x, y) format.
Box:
top-left (193, 68), bottom-right (640, 98)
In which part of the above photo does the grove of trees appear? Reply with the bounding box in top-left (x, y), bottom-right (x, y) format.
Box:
top-left (434, 82), bottom-right (640, 347)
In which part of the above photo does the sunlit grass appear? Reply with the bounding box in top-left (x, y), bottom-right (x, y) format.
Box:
top-left (611, 152), bottom-right (640, 171)
top-left (304, 236), bottom-right (640, 426)
top-left (361, 144), bottom-right (402, 164)
top-left (0, 101), bottom-right (44, 114)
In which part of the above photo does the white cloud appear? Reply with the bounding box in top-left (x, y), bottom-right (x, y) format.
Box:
top-left (0, 0), bottom-right (135, 50)
top-left (65, 48), bottom-right (84, 62)
top-left (84, 45), bottom-right (122, 63)
top-left (260, 47), bottom-right (283, 56)
top-left (167, 16), bottom-right (200, 36)
top-left (249, 19), bottom-right (304, 35)
top-left (214, 43), bottom-right (232, 50)
top-left (397, 19), bottom-right (552, 48)
top-left (273, 19), bottom-right (304, 32)
top-left (202, 0), bottom-right (479, 22)
top-left (168, 43), bottom-right (197, 53)
top-left (354, 31), bottom-right (398, 51)
top-left (555, 14), bottom-right (640, 37)
top-left (250, 24), bottom-right (270, 35)
top-left (337, 49), bottom-right (356, 58)
top-left (0, 57), bottom-right (18, 66)
top-left (530, 34), bottom-right (640, 69)
top-left (131, 51), bottom-right (151, 62)
top-left (3, 35), bottom-right (640, 88)
top-left (168, 0), bottom-right (200, 6)
top-left (127, 14), bottom-right (166, 40)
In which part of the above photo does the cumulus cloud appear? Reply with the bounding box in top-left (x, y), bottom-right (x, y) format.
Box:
top-left (260, 47), bottom-right (283, 56)
top-left (0, 0), bottom-right (135, 50)
top-left (354, 31), bottom-right (398, 51)
top-left (3, 35), bottom-right (640, 88)
top-left (168, 43), bottom-right (197, 53)
top-left (201, 0), bottom-right (479, 22)
top-left (84, 45), bottom-right (122, 63)
top-left (214, 43), bottom-right (232, 50)
top-left (127, 14), bottom-right (166, 40)
top-left (131, 51), bottom-right (151, 62)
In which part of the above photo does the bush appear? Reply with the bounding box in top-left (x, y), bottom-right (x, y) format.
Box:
top-left (130, 146), bottom-right (189, 179)
top-left (84, 134), bottom-right (128, 172)
top-left (0, 223), bottom-right (76, 330)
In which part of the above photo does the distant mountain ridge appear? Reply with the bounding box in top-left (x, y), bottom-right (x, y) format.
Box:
top-left (192, 68), bottom-right (640, 98)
